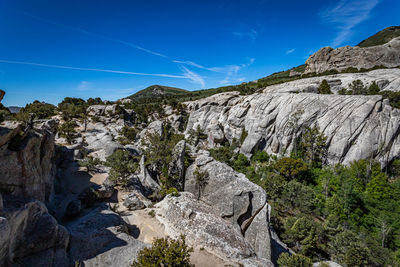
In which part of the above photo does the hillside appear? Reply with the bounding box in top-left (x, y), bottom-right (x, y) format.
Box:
top-left (358, 26), bottom-right (400, 47)
top-left (127, 85), bottom-right (189, 99)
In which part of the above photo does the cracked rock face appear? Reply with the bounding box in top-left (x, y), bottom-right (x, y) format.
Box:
top-left (0, 197), bottom-right (69, 266)
top-left (184, 152), bottom-right (272, 261)
top-left (263, 68), bottom-right (400, 94)
top-left (305, 37), bottom-right (400, 73)
top-left (0, 120), bottom-right (57, 202)
top-left (68, 203), bottom-right (148, 266)
top-left (185, 90), bottom-right (400, 167)
top-left (154, 192), bottom-right (273, 266)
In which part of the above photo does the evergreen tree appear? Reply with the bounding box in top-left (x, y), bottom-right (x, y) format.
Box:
top-left (318, 80), bottom-right (332, 94)
top-left (367, 81), bottom-right (380, 95)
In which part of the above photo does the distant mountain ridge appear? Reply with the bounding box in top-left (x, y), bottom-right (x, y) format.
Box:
top-left (127, 85), bottom-right (189, 99)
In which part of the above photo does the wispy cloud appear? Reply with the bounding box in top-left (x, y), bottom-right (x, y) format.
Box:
top-left (320, 0), bottom-right (380, 47)
top-left (77, 81), bottom-right (92, 91)
top-left (219, 58), bottom-right (255, 85)
top-left (180, 66), bottom-right (205, 88)
top-left (233, 29), bottom-right (258, 41)
top-left (0, 59), bottom-right (187, 78)
top-left (286, 49), bottom-right (295, 54)
top-left (13, 10), bottom-right (256, 87)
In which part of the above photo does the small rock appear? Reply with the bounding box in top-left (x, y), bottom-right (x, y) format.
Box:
top-left (123, 194), bottom-right (145, 211)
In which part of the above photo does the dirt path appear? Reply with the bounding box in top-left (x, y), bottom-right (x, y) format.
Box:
top-left (114, 195), bottom-right (239, 267)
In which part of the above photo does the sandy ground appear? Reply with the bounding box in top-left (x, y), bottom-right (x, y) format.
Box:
top-left (54, 161), bottom-right (107, 220)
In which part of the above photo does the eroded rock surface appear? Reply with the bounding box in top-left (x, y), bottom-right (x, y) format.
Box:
top-left (305, 37), bottom-right (400, 73)
top-left (0, 196), bottom-right (69, 266)
top-left (154, 192), bottom-right (273, 266)
top-left (67, 203), bottom-right (147, 266)
top-left (185, 151), bottom-right (273, 260)
top-left (0, 120), bottom-right (57, 202)
top-left (185, 91), bottom-right (400, 167)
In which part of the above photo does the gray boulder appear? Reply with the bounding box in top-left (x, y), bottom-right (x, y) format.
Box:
top-left (185, 151), bottom-right (272, 261)
top-left (0, 197), bottom-right (69, 266)
top-left (68, 203), bottom-right (147, 265)
top-left (0, 120), bottom-right (56, 202)
top-left (123, 193), bottom-right (145, 211)
top-left (154, 193), bottom-right (273, 266)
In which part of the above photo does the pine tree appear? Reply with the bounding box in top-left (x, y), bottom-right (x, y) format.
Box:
top-left (318, 80), bottom-right (332, 94)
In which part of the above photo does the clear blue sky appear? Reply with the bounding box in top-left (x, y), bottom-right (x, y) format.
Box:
top-left (1, 0), bottom-right (399, 107)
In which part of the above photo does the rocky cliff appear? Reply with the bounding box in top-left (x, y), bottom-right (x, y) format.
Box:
top-left (184, 88), bottom-right (400, 167)
top-left (305, 37), bottom-right (400, 73)
top-left (0, 119), bottom-right (71, 266)
top-left (0, 120), bottom-right (58, 202)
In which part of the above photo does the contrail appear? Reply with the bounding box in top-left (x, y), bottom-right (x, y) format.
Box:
top-left (0, 59), bottom-right (186, 78)
top-left (19, 10), bottom-right (172, 60)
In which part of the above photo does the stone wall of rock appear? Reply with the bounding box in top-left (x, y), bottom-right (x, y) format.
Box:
top-left (0, 120), bottom-right (57, 202)
top-left (182, 151), bottom-right (278, 262)
top-left (185, 90), bottom-right (400, 167)
top-left (0, 196), bottom-right (69, 266)
top-left (305, 37), bottom-right (400, 73)
top-left (263, 68), bottom-right (400, 94)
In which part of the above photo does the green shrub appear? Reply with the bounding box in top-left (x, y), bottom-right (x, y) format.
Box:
top-left (58, 120), bottom-right (78, 144)
top-left (105, 149), bottom-right (139, 186)
top-left (274, 157), bottom-right (309, 181)
top-left (148, 210), bottom-right (156, 217)
top-left (349, 80), bottom-right (367, 95)
top-left (79, 156), bottom-right (101, 173)
top-left (367, 81), bottom-right (380, 95)
top-left (277, 253), bottom-right (312, 267)
top-left (251, 150), bottom-right (270, 163)
top-left (132, 235), bottom-right (193, 267)
top-left (161, 187), bottom-right (180, 197)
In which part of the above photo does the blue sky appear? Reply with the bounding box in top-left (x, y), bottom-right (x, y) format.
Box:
top-left (0, 0), bottom-right (399, 107)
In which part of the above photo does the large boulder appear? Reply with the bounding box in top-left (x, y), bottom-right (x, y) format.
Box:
top-left (305, 37), bottom-right (400, 73)
top-left (185, 151), bottom-right (272, 261)
top-left (0, 120), bottom-right (57, 202)
top-left (0, 196), bottom-right (69, 266)
top-left (154, 193), bottom-right (273, 266)
top-left (68, 203), bottom-right (147, 266)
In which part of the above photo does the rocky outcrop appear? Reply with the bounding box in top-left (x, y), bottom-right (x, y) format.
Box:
top-left (185, 151), bottom-right (273, 261)
top-left (168, 140), bottom-right (186, 190)
top-left (185, 90), bottom-right (400, 167)
top-left (263, 68), bottom-right (400, 94)
top-left (154, 193), bottom-right (273, 266)
top-left (0, 119), bottom-right (57, 202)
top-left (68, 203), bottom-right (147, 266)
top-left (305, 37), bottom-right (400, 73)
top-left (0, 196), bottom-right (69, 266)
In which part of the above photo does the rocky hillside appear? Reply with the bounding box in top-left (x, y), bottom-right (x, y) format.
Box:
top-left (305, 37), bottom-right (400, 73)
top-left (358, 26), bottom-right (400, 47)
top-left (127, 85), bottom-right (189, 99)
